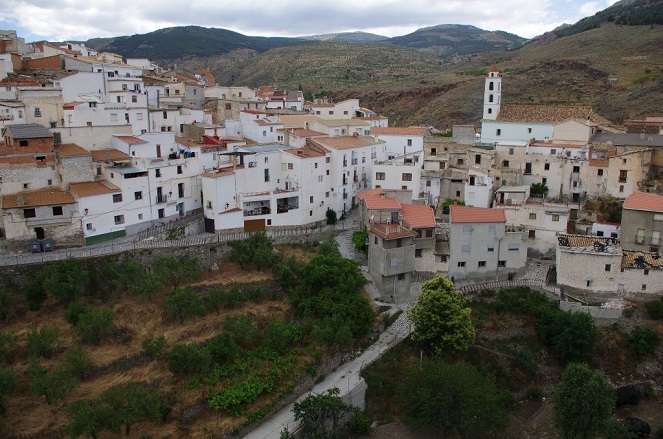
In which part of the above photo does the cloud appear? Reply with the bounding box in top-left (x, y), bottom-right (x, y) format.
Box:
top-left (0, 0), bottom-right (608, 42)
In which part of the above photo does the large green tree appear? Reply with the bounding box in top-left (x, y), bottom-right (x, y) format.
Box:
top-left (400, 359), bottom-right (509, 438)
top-left (36, 258), bottom-right (89, 303)
top-left (553, 363), bottom-right (615, 439)
top-left (154, 253), bottom-right (201, 289)
top-left (164, 287), bottom-right (205, 325)
top-left (407, 276), bottom-right (475, 354)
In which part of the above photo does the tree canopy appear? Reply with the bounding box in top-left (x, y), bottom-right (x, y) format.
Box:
top-left (553, 362), bottom-right (615, 439)
top-left (407, 276), bottom-right (475, 354)
top-left (401, 358), bottom-right (509, 438)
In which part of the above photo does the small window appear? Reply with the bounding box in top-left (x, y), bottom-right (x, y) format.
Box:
top-left (508, 148), bottom-right (514, 155)
top-left (138, 213), bottom-right (143, 220)
top-left (498, 260), bottom-right (506, 267)
top-left (52, 206), bottom-right (63, 216)
top-left (552, 214), bottom-right (560, 222)
top-left (619, 185), bottom-right (624, 193)
top-left (529, 230), bottom-right (536, 238)
top-left (264, 157), bottom-right (268, 163)
top-left (415, 249), bottom-right (423, 258)
top-left (374, 236), bottom-right (378, 245)
top-left (114, 215), bottom-right (125, 225)
top-left (402, 173), bottom-right (412, 181)
top-left (24, 208), bottom-right (36, 218)
top-left (654, 214), bottom-right (663, 221)
top-left (644, 269), bottom-right (649, 276)
top-left (34, 107), bottom-right (42, 117)
top-left (397, 273), bottom-right (405, 281)
top-left (586, 280), bottom-right (593, 287)
top-left (529, 213), bottom-right (537, 220)
top-left (597, 169), bottom-right (604, 176)
top-left (431, 148), bottom-right (437, 156)
top-left (605, 264), bottom-right (611, 272)
top-left (458, 261), bottom-right (466, 268)
top-left (407, 139), bottom-right (413, 146)
top-left (155, 169), bottom-right (161, 178)
top-left (134, 191), bottom-right (142, 200)
top-left (309, 196), bottom-right (314, 203)
top-left (264, 169), bottom-right (270, 182)
top-left (86, 223), bottom-right (93, 230)
top-left (496, 129), bottom-right (501, 136)
top-left (376, 172), bottom-right (385, 180)
top-left (528, 127), bottom-right (532, 134)
top-left (158, 209), bottom-right (165, 219)
top-left (478, 261), bottom-right (486, 268)
top-left (113, 194), bottom-right (122, 203)
top-left (177, 165), bottom-right (183, 175)
top-left (642, 284), bottom-right (647, 291)
top-left (475, 154), bottom-right (481, 164)
top-left (487, 246), bottom-right (494, 252)
top-left (463, 225), bottom-right (472, 233)
top-left (457, 158), bottom-right (464, 165)
top-left (326, 157), bottom-right (331, 163)
top-left (489, 224), bottom-right (496, 234)
top-left (508, 244), bottom-right (519, 251)
top-left (502, 160), bottom-right (510, 168)
top-left (544, 163), bottom-right (550, 171)
top-left (19, 140), bottom-right (28, 147)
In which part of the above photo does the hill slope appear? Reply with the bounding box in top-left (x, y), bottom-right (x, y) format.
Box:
top-left (298, 31), bottom-right (388, 43)
top-left (554, 0), bottom-right (663, 37)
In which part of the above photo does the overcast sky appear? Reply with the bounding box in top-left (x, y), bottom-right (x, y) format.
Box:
top-left (0, 0), bottom-right (620, 43)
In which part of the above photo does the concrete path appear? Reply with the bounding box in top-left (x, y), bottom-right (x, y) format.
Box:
top-left (243, 310), bottom-right (411, 439)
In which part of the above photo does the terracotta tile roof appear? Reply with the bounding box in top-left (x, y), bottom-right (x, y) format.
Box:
top-left (90, 149), bottom-right (131, 162)
top-left (530, 140), bottom-right (586, 149)
top-left (557, 234), bottom-right (612, 248)
top-left (496, 105), bottom-right (610, 125)
top-left (372, 127), bottom-right (428, 136)
top-left (623, 191), bottom-right (663, 213)
top-left (2, 188), bottom-right (75, 209)
top-left (365, 196), bottom-right (401, 210)
top-left (401, 204), bottom-right (436, 228)
top-left (56, 143), bottom-right (89, 157)
top-left (283, 147), bottom-right (326, 158)
top-left (69, 181), bottom-right (120, 198)
top-left (63, 101), bottom-right (85, 109)
top-left (489, 64), bottom-right (499, 73)
top-left (358, 188), bottom-right (384, 200)
top-left (220, 207), bottom-right (242, 214)
top-left (622, 250), bottom-right (663, 269)
top-left (311, 136), bottom-right (381, 151)
top-left (370, 224), bottom-right (418, 240)
top-left (287, 128), bottom-right (326, 138)
top-left (113, 135), bottom-right (147, 145)
top-left (0, 155), bottom-right (55, 166)
top-left (318, 119), bottom-right (369, 127)
top-left (450, 205), bottom-right (505, 223)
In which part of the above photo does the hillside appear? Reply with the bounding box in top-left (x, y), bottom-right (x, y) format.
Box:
top-left (384, 24), bottom-right (527, 57)
top-left (298, 31), bottom-right (388, 44)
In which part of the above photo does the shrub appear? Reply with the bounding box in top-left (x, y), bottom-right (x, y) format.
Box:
top-left (205, 332), bottom-right (238, 364)
top-left (628, 326), bottom-right (661, 357)
top-left (163, 287), bottom-right (205, 325)
top-left (23, 282), bottom-right (46, 311)
top-left (167, 343), bottom-right (212, 375)
top-left (141, 335), bottom-right (167, 359)
top-left (65, 301), bottom-right (88, 326)
top-left (0, 331), bottom-right (17, 363)
top-left (325, 208), bottom-right (337, 225)
top-left (64, 347), bottom-right (91, 379)
top-left (26, 327), bottom-right (61, 359)
top-left (527, 387), bottom-right (543, 400)
top-left (76, 307), bottom-right (115, 345)
top-left (645, 299), bottom-right (663, 320)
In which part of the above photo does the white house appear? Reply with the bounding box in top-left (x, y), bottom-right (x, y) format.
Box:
top-left (371, 127), bottom-right (427, 156)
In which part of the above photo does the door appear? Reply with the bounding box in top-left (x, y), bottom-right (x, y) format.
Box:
top-left (177, 203), bottom-right (184, 217)
top-left (244, 219), bottom-right (266, 232)
top-left (204, 217), bottom-right (215, 233)
top-left (156, 144), bottom-right (161, 158)
top-left (34, 227), bottom-right (45, 240)
top-left (391, 211), bottom-right (398, 223)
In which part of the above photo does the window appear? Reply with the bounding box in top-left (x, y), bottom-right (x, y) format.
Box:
top-left (462, 245), bottom-right (470, 252)
top-left (457, 158), bottom-right (464, 165)
top-left (113, 194), bottom-right (122, 203)
top-left (264, 169), bottom-right (270, 182)
top-left (329, 111), bottom-right (334, 115)
top-left (309, 196), bottom-right (314, 203)
top-left (426, 181), bottom-right (431, 187)
top-left (86, 223), bottom-right (93, 230)
top-left (177, 165), bottom-right (183, 175)
top-left (496, 129), bottom-right (501, 136)
top-left (114, 215), bottom-right (125, 225)
top-left (415, 249), bottom-right (423, 258)
top-left (397, 273), bottom-right (405, 281)
top-left (407, 139), bottom-right (413, 146)
top-left (597, 169), bottom-right (604, 176)
top-left (619, 170), bottom-right (628, 183)
top-left (642, 284), bottom-right (647, 291)
top-left (529, 230), bottom-right (536, 238)
top-left (498, 260), bottom-right (506, 267)
top-left (134, 191), bottom-right (142, 200)
top-left (652, 230), bottom-right (660, 245)
top-left (138, 213), bottom-right (143, 220)
top-left (206, 201), bottom-right (212, 209)
top-left (529, 213), bottom-right (537, 220)
top-left (573, 165), bottom-right (580, 173)
top-left (431, 148), bottom-right (437, 156)
top-left (475, 154), bottom-right (481, 164)
top-left (636, 228), bottom-right (645, 244)
top-left (52, 206), bottom-right (63, 216)
top-left (586, 280), bottom-right (593, 287)
top-left (502, 160), bottom-right (510, 168)
top-left (528, 128), bottom-right (532, 134)
top-left (19, 140), bottom-right (28, 147)
top-left (34, 107), bottom-right (41, 117)
top-left (317, 175), bottom-right (323, 183)
top-left (155, 168), bottom-right (161, 178)
top-left (619, 185), bottom-right (624, 193)
top-left (487, 246), bottom-right (494, 252)
top-left (478, 261), bottom-right (486, 268)
top-left (178, 183), bottom-right (184, 198)
top-left (508, 244), bottom-right (520, 251)
top-left (326, 192), bottom-right (329, 198)
top-left (456, 191), bottom-right (461, 197)
top-left (605, 264), bottom-right (611, 272)
top-left (458, 261), bottom-right (466, 268)
top-left (23, 208), bottom-right (36, 218)
top-left (402, 173), bottom-right (412, 181)
top-left (463, 225), bottom-right (472, 233)
top-left (552, 214), bottom-right (560, 222)
top-left (655, 214), bottom-right (663, 221)
top-left (264, 157), bottom-right (268, 163)
top-left (508, 148), bottom-right (514, 155)
top-left (326, 170), bottom-right (330, 176)
top-left (489, 224), bottom-right (496, 234)
top-left (375, 172), bottom-right (385, 180)
top-left (158, 208), bottom-right (165, 219)
top-left (544, 163), bottom-right (550, 171)
top-left (644, 269), bottom-right (650, 276)
top-left (131, 95), bottom-right (137, 103)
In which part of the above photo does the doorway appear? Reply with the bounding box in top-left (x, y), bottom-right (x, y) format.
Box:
top-left (34, 227), bottom-right (45, 240)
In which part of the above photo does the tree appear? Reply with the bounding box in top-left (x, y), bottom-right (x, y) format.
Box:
top-left (537, 309), bottom-right (596, 364)
top-left (230, 231), bottom-right (278, 270)
top-left (164, 287), bottom-right (205, 325)
top-left (0, 331), bottom-right (17, 363)
top-left (290, 387), bottom-right (369, 439)
top-left (530, 182), bottom-right (549, 197)
top-left (166, 343), bottom-right (212, 375)
top-left (132, 273), bottom-right (164, 301)
top-left (76, 307), bottom-right (115, 345)
top-left (26, 327), bottom-right (61, 358)
top-left (401, 359), bottom-right (509, 438)
top-left (28, 359), bottom-right (77, 405)
top-left (105, 256), bottom-right (143, 292)
top-left (407, 276), bottom-right (475, 354)
top-left (0, 367), bottom-right (16, 414)
top-left (66, 399), bottom-right (112, 439)
top-left (154, 253), bottom-right (201, 289)
top-left (206, 286), bottom-right (225, 315)
top-left (553, 363), bottom-right (615, 439)
top-left (351, 227), bottom-right (368, 252)
top-left (628, 326), bottom-right (661, 357)
top-left (36, 258), bottom-right (89, 303)
top-left (326, 208), bottom-right (337, 225)
top-left (101, 383), bottom-right (162, 435)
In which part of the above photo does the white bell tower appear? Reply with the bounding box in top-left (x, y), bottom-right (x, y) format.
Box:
top-left (483, 65), bottom-right (501, 120)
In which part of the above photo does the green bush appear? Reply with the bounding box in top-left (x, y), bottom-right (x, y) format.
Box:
top-left (65, 301), bottom-right (88, 326)
top-left (527, 387), bottom-right (543, 400)
top-left (76, 308), bottom-right (115, 345)
top-left (0, 331), bottom-right (17, 363)
top-left (23, 282), bottom-right (46, 311)
top-left (26, 327), bottom-right (61, 359)
top-left (205, 333), bottom-right (238, 364)
top-left (163, 287), bottom-right (205, 325)
top-left (645, 300), bottom-right (663, 320)
top-left (325, 208), bottom-right (337, 225)
top-left (141, 335), bottom-right (167, 359)
top-left (167, 343), bottom-right (212, 375)
top-left (628, 326), bottom-right (661, 357)
top-left (64, 347), bottom-right (91, 379)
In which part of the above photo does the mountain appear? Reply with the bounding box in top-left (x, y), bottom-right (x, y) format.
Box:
top-left (85, 26), bottom-right (305, 62)
top-left (383, 24), bottom-right (527, 56)
top-left (553, 0), bottom-right (663, 38)
top-left (298, 31), bottom-right (387, 44)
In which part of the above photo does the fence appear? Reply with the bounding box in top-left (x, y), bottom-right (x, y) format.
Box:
top-left (458, 279), bottom-right (561, 299)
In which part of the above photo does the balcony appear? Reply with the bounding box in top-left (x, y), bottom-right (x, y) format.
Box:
top-left (343, 160), bottom-right (348, 167)
top-left (0, 115), bottom-right (14, 121)
top-left (352, 158), bottom-right (358, 165)
top-left (652, 237), bottom-right (660, 245)
top-left (343, 193), bottom-right (348, 199)
top-left (636, 236), bottom-right (645, 244)
top-left (244, 207), bottom-right (271, 217)
top-left (156, 195), bottom-right (168, 204)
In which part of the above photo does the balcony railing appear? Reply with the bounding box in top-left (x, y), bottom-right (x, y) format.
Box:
top-left (342, 193), bottom-right (348, 199)
top-left (351, 158), bottom-right (358, 165)
top-left (343, 161), bottom-right (347, 167)
top-left (156, 195), bottom-right (168, 204)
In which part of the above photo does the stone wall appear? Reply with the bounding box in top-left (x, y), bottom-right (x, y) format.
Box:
top-left (560, 301), bottom-right (622, 319)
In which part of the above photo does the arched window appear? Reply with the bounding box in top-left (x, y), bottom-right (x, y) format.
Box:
top-left (489, 94), bottom-right (494, 103)
top-left (488, 108), bottom-right (493, 114)
top-left (489, 81), bottom-right (494, 91)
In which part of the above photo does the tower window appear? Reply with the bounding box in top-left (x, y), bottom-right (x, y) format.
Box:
top-left (489, 94), bottom-right (494, 103)
top-left (489, 81), bottom-right (494, 91)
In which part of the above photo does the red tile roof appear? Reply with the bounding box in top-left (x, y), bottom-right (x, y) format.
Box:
top-left (496, 105), bottom-right (610, 125)
top-left (69, 181), bottom-right (120, 198)
top-left (358, 188), bottom-right (384, 200)
top-left (372, 127), bottom-right (428, 136)
top-left (311, 136), bottom-right (380, 150)
top-left (90, 149), bottom-right (131, 162)
top-left (113, 135), bottom-right (147, 145)
top-left (401, 204), bottom-right (436, 228)
top-left (623, 191), bottom-right (663, 213)
top-left (2, 188), bottom-right (75, 209)
top-left (489, 64), bottom-right (499, 73)
top-left (56, 143), bottom-right (89, 157)
top-left (622, 250), bottom-right (663, 269)
top-left (450, 205), bottom-right (505, 223)
top-left (364, 196), bottom-right (401, 210)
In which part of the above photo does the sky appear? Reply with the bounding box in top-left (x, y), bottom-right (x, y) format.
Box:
top-left (0, 0), bottom-right (621, 43)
